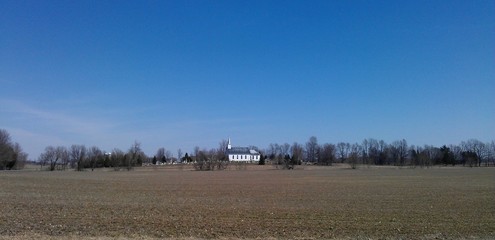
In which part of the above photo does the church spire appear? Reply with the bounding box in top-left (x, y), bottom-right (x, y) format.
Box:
top-left (227, 138), bottom-right (232, 150)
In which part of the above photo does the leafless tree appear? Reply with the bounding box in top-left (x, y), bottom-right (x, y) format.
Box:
top-left (218, 139), bottom-right (228, 155)
top-left (12, 143), bottom-right (27, 170)
top-left (266, 143), bottom-right (280, 167)
top-left (449, 144), bottom-right (463, 166)
top-left (410, 146), bottom-right (420, 167)
top-left (305, 136), bottom-right (319, 163)
top-left (280, 143), bottom-right (290, 157)
top-left (0, 129), bottom-right (14, 170)
top-left (390, 139), bottom-right (408, 166)
top-left (177, 148), bottom-right (183, 163)
top-left (54, 146), bottom-right (67, 170)
top-left (362, 139), bottom-right (370, 165)
top-left (377, 140), bottom-right (388, 165)
top-left (290, 142), bottom-right (304, 165)
top-left (194, 148), bottom-right (228, 171)
top-left (58, 146), bottom-right (69, 170)
top-left (87, 146), bottom-right (103, 171)
top-left (39, 146), bottom-right (67, 171)
top-left (194, 150), bottom-right (207, 170)
top-left (216, 141), bottom-right (228, 161)
top-left (336, 142), bottom-right (350, 163)
top-left (347, 143), bottom-right (361, 169)
top-left (366, 138), bottom-right (379, 165)
top-left (320, 143), bottom-right (336, 166)
top-left (127, 141), bottom-right (144, 170)
top-left (0, 129), bottom-right (27, 170)
top-left (267, 143), bottom-right (279, 160)
top-left (490, 141), bottom-right (495, 166)
top-left (193, 146), bottom-right (200, 163)
top-left (38, 146), bottom-right (54, 170)
top-left (156, 148), bottom-right (165, 163)
top-left (164, 150), bottom-right (172, 163)
top-left (461, 139), bottom-right (489, 166)
top-left (70, 145), bottom-right (86, 171)
top-left (110, 148), bottom-right (125, 170)
top-left (0, 129), bottom-right (10, 146)
top-left (420, 147), bottom-right (433, 167)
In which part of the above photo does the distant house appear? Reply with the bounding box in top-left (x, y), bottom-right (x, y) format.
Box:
top-left (226, 138), bottom-right (260, 162)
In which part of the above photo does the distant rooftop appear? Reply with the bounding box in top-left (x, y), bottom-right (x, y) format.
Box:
top-left (227, 147), bottom-right (259, 155)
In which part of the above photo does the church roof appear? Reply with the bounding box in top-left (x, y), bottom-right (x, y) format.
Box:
top-left (227, 147), bottom-right (259, 155)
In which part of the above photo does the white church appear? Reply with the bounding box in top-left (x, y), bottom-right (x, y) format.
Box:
top-left (226, 138), bottom-right (261, 162)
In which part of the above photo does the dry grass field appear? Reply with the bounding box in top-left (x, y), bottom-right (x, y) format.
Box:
top-left (1, 165), bottom-right (494, 239)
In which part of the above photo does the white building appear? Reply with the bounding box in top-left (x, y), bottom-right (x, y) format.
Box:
top-left (226, 138), bottom-right (260, 162)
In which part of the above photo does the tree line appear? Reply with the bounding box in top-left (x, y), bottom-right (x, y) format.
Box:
top-left (1, 129), bottom-right (494, 171)
top-left (265, 137), bottom-right (495, 169)
top-left (37, 141), bottom-right (149, 171)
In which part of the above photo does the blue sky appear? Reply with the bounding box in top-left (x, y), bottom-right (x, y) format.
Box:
top-left (1, 0), bottom-right (494, 158)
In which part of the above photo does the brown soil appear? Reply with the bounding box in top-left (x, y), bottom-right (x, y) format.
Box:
top-left (1, 165), bottom-right (494, 239)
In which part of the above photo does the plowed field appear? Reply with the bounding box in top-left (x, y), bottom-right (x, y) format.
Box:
top-left (1, 165), bottom-right (494, 239)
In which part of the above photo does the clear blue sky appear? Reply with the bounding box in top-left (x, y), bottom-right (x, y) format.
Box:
top-left (1, 0), bottom-right (494, 158)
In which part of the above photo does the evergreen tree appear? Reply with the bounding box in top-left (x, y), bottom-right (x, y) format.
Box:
top-left (258, 154), bottom-right (265, 165)
top-left (440, 145), bottom-right (455, 165)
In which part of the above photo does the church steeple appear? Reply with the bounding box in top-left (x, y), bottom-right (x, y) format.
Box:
top-left (227, 138), bottom-right (232, 150)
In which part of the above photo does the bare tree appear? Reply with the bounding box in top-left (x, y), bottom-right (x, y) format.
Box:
top-left (366, 138), bottom-right (379, 165)
top-left (461, 139), bottom-right (489, 167)
top-left (39, 146), bottom-right (67, 171)
top-left (336, 142), bottom-right (350, 163)
top-left (0, 129), bottom-right (27, 170)
top-left (290, 142), bottom-right (304, 165)
top-left (390, 139), bottom-right (408, 166)
top-left (194, 150), bottom-right (207, 170)
top-left (38, 146), bottom-right (55, 170)
top-left (0, 129), bottom-right (10, 146)
top-left (490, 141), bottom-right (495, 166)
top-left (177, 148), bottom-right (183, 163)
top-left (267, 143), bottom-right (279, 161)
top-left (0, 144), bottom-right (14, 170)
top-left (280, 143), bottom-right (290, 157)
top-left (377, 140), bottom-right (388, 165)
top-left (156, 148), bottom-right (165, 164)
top-left (193, 146), bottom-right (200, 163)
top-left (362, 139), bottom-right (370, 165)
top-left (87, 146), bottom-right (103, 171)
top-left (11, 143), bottom-right (27, 170)
top-left (194, 148), bottom-right (228, 171)
top-left (347, 143), bottom-right (361, 169)
top-left (110, 148), bottom-right (125, 170)
top-left (449, 144), bottom-right (463, 166)
top-left (58, 146), bottom-right (69, 170)
top-left (320, 143), bottom-right (336, 166)
top-left (70, 145), bottom-right (87, 171)
top-left (216, 140), bottom-right (228, 161)
top-left (270, 144), bottom-right (285, 168)
top-left (305, 136), bottom-right (319, 163)
top-left (164, 150), bottom-right (172, 163)
top-left (127, 141), bottom-right (144, 170)
top-left (218, 139), bottom-right (228, 156)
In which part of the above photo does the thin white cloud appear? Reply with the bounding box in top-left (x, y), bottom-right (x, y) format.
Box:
top-left (0, 99), bottom-right (265, 157)
top-left (1, 99), bottom-right (116, 136)
top-left (4, 127), bottom-right (66, 159)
